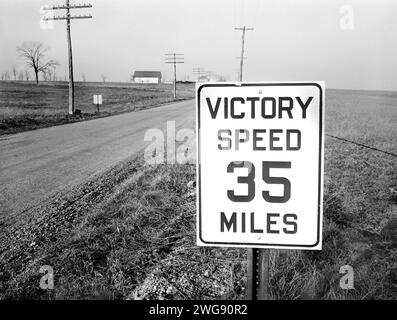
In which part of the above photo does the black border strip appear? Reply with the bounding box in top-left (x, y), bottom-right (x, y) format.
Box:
top-left (197, 82), bottom-right (324, 248)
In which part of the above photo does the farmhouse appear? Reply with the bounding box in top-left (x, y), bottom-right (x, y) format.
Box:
top-left (132, 71), bottom-right (162, 84)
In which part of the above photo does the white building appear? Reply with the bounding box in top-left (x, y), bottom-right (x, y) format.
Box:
top-left (132, 71), bottom-right (162, 84)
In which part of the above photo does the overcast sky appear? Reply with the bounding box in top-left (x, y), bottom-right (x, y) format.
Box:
top-left (0, 0), bottom-right (396, 90)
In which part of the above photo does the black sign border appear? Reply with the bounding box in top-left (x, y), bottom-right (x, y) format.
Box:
top-left (197, 82), bottom-right (323, 248)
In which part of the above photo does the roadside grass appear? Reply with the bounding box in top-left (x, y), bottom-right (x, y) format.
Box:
top-left (0, 155), bottom-right (244, 300)
top-left (0, 81), bottom-right (195, 135)
top-left (0, 89), bottom-right (396, 300)
top-left (0, 145), bottom-right (395, 299)
top-left (267, 90), bottom-right (397, 300)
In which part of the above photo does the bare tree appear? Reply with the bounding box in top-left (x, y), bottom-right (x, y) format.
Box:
top-left (18, 71), bottom-right (24, 81)
top-left (12, 67), bottom-right (17, 81)
top-left (5, 72), bottom-right (10, 80)
top-left (17, 42), bottom-right (59, 84)
top-left (82, 73), bottom-right (86, 82)
top-left (101, 74), bottom-right (107, 83)
top-left (1, 73), bottom-right (4, 81)
top-left (25, 70), bottom-right (30, 81)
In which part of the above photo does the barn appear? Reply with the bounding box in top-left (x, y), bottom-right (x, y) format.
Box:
top-left (132, 71), bottom-right (162, 84)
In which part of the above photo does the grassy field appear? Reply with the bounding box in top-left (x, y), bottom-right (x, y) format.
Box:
top-left (0, 89), bottom-right (396, 300)
top-left (0, 81), bottom-right (195, 135)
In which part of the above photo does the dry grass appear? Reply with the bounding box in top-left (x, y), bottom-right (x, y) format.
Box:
top-left (267, 89), bottom-right (397, 300)
top-left (0, 81), bottom-right (195, 135)
top-left (0, 156), bottom-right (245, 300)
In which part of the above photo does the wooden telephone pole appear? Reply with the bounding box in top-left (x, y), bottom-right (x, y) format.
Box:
top-left (43, 1), bottom-right (92, 115)
top-left (235, 26), bottom-right (254, 81)
top-left (193, 67), bottom-right (206, 82)
top-left (235, 26), bottom-right (271, 300)
top-left (165, 53), bottom-right (184, 99)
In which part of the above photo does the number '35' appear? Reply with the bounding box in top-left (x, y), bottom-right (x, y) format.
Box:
top-left (227, 161), bottom-right (291, 203)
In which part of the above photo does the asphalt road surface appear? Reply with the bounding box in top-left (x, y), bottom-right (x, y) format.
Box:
top-left (0, 100), bottom-right (195, 217)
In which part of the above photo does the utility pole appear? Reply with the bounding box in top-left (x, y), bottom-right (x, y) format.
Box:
top-left (235, 26), bottom-right (254, 81)
top-left (193, 67), bottom-right (206, 82)
top-left (43, 1), bottom-right (92, 115)
top-left (236, 26), bottom-right (270, 300)
top-left (165, 53), bottom-right (184, 99)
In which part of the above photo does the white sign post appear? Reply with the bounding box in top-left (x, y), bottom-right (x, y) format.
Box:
top-left (93, 94), bottom-right (102, 113)
top-left (196, 82), bottom-right (324, 250)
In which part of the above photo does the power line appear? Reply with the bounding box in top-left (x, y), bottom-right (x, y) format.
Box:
top-left (165, 53), bottom-right (184, 99)
top-left (326, 134), bottom-right (397, 158)
top-left (207, 71), bottom-right (216, 81)
top-left (43, 1), bottom-right (92, 115)
top-left (193, 67), bottom-right (206, 82)
top-left (234, 26), bottom-right (254, 82)
top-left (43, 3), bottom-right (92, 10)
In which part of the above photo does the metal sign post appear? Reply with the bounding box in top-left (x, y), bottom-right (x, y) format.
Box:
top-left (247, 248), bottom-right (270, 300)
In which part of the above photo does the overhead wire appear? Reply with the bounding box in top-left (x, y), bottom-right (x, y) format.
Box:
top-left (325, 134), bottom-right (397, 158)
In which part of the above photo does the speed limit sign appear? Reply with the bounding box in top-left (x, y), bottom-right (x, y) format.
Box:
top-left (196, 82), bottom-right (324, 250)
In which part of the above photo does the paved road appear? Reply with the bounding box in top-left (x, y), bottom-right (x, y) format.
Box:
top-left (0, 100), bottom-right (196, 217)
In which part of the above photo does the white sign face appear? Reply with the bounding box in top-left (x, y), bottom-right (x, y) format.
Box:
top-left (93, 95), bottom-right (102, 105)
top-left (196, 82), bottom-right (324, 250)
